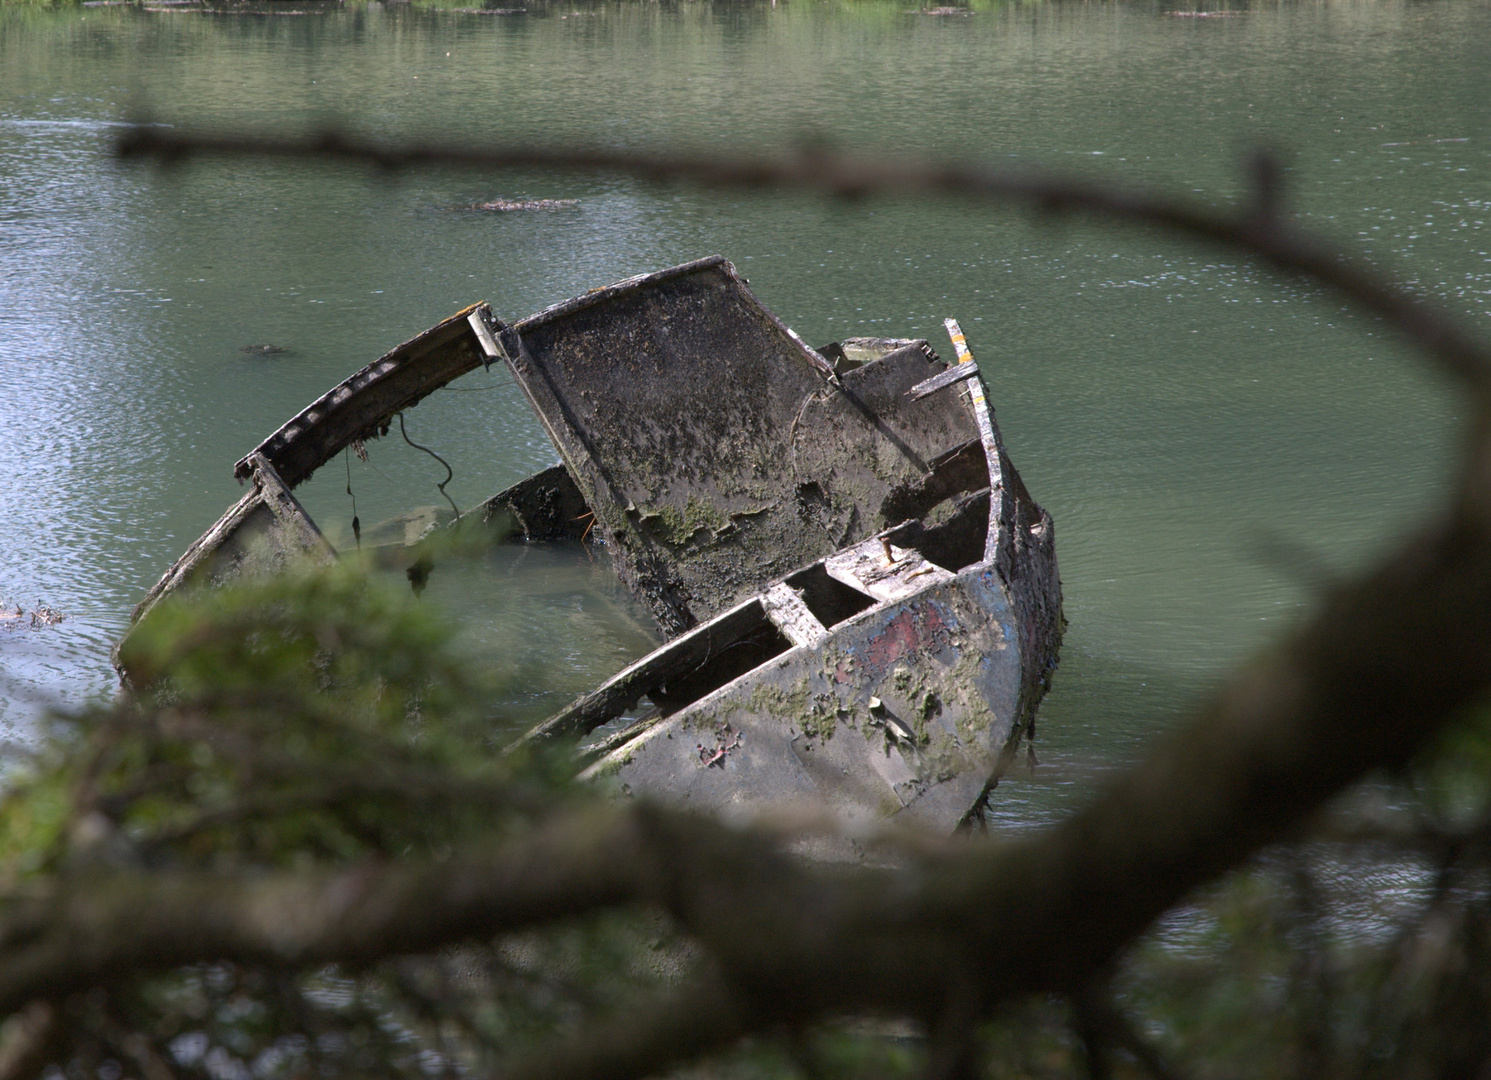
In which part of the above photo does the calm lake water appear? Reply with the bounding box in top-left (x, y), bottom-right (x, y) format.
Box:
top-left (1, 0), bottom-right (1487, 826)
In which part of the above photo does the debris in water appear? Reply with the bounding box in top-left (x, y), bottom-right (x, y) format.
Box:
top-left (240, 344), bottom-right (291, 356)
top-left (462, 198), bottom-right (579, 212)
top-left (406, 555), bottom-right (434, 597)
top-left (1, 601), bottom-right (65, 629)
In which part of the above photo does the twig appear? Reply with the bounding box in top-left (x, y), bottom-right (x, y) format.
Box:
top-left (113, 127), bottom-right (1491, 395)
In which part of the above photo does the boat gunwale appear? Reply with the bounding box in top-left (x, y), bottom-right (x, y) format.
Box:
top-left (574, 554), bottom-right (1008, 783)
top-left (524, 478), bottom-right (1002, 754)
top-left (232, 301), bottom-right (495, 489)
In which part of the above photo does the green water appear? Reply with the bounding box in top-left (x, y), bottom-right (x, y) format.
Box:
top-left (2, 0), bottom-right (1486, 825)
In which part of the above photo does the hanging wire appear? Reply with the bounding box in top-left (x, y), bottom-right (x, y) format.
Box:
top-left (344, 447), bottom-right (361, 549)
top-left (396, 412), bottom-right (460, 523)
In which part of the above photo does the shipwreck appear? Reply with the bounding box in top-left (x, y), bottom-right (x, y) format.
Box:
top-left (120, 256), bottom-right (1063, 834)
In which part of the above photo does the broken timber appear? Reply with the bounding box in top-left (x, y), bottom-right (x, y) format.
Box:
top-left (119, 258), bottom-right (1063, 838)
top-left (508, 272), bottom-right (1063, 840)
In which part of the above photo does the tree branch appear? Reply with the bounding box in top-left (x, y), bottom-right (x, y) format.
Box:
top-left (113, 128), bottom-right (1491, 395)
top-left (72, 128), bottom-right (1491, 1080)
top-left (1, 441), bottom-right (1490, 1080)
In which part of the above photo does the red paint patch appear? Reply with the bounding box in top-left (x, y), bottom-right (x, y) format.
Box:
top-left (862, 605), bottom-right (951, 676)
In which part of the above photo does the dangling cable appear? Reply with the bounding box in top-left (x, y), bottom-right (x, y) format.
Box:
top-left (345, 447), bottom-right (361, 549)
top-left (396, 412), bottom-right (460, 523)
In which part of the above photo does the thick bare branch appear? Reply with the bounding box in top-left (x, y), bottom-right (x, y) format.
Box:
top-left (8, 464), bottom-right (1491, 1073)
top-left (0, 805), bottom-right (648, 1012)
top-left (76, 127), bottom-right (1491, 1080)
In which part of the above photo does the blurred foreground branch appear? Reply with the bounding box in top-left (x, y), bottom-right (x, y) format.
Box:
top-left (115, 127), bottom-right (1491, 394)
top-left (9, 484), bottom-right (1491, 1077)
top-left (5, 127), bottom-right (1474, 1079)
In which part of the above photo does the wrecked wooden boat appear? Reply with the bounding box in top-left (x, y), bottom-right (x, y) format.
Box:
top-left (119, 256), bottom-right (1062, 834)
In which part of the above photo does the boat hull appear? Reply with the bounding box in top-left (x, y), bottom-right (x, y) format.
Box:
top-left (119, 258), bottom-right (1064, 837)
top-left (582, 562), bottom-right (1023, 835)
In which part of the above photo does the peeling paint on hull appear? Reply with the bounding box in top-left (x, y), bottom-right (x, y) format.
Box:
top-left (581, 563), bottom-right (1024, 835)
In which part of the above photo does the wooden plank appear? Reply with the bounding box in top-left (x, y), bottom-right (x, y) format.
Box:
top-left (824, 534), bottom-right (955, 603)
top-left (512, 598), bottom-right (776, 744)
top-left (468, 309), bottom-right (504, 364)
top-left (905, 360), bottom-right (980, 401)
top-left (762, 582), bottom-right (829, 648)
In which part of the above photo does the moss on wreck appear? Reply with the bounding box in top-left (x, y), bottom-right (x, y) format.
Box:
top-left (589, 753), bottom-right (629, 781)
top-left (636, 497), bottom-right (734, 548)
top-left (747, 678), bottom-right (825, 739)
top-left (678, 700), bottom-right (737, 733)
top-left (635, 496), bottom-right (783, 552)
top-left (800, 709), bottom-right (835, 742)
top-left (946, 645), bottom-right (1003, 741)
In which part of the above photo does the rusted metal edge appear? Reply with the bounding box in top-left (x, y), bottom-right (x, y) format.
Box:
top-left (233, 302), bottom-right (499, 488)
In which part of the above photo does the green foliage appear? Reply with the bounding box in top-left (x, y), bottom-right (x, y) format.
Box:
top-left (5, 563), bottom-right (560, 876)
top-left (0, 563), bottom-right (700, 1078)
top-left (6, 560), bottom-right (1491, 1079)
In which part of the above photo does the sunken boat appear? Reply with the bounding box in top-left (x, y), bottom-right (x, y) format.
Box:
top-left (119, 257), bottom-right (1063, 834)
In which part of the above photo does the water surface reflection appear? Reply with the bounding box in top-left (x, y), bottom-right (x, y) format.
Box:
top-left (1, 0), bottom-right (1485, 828)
